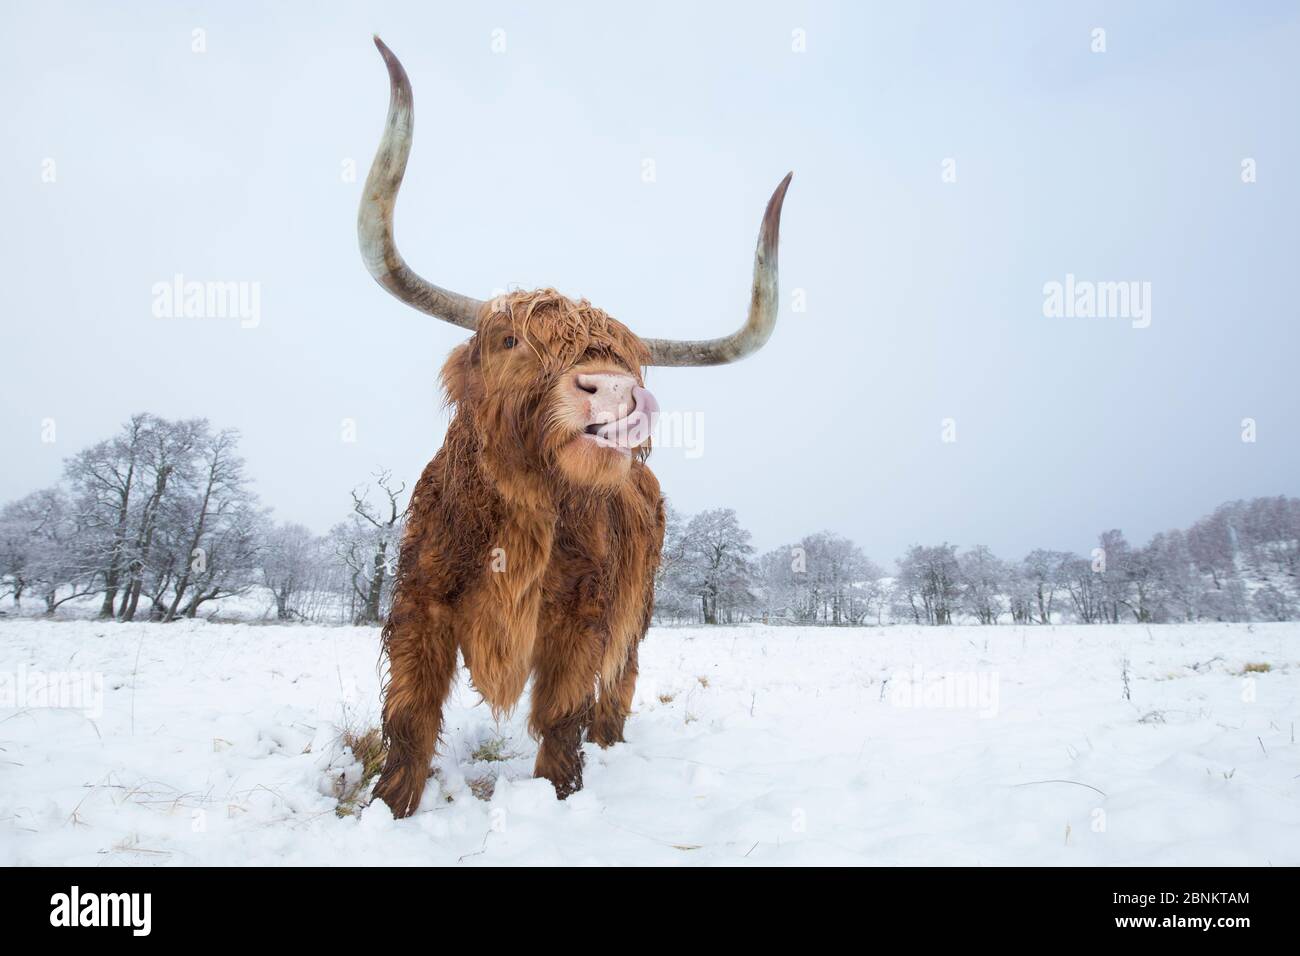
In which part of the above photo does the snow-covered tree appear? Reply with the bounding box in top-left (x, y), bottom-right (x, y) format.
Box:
top-left (1252, 584), bottom-right (1294, 622)
top-left (757, 532), bottom-right (883, 625)
top-left (0, 487), bottom-right (95, 613)
top-left (959, 545), bottom-right (1005, 625)
top-left (332, 471), bottom-right (406, 626)
top-left (651, 501), bottom-right (696, 623)
top-left (893, 544), bottom-right (961, 625)
top-left (677, 508), bottom-right (755, 625)
top-left (262, 523), bottom-right (335, 621)
top-left (1020, 549), bottom-right (1071, 624)
top-left (1062, 555), bottom-right (1105, 624)
top-left (1143, 530), bottom-right (1200, 622)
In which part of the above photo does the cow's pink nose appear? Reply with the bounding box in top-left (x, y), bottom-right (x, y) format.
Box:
top-left (574, 372), bottom-right (639, 423)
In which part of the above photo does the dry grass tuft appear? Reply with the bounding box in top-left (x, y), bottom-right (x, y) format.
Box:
top-left (334, 726), bottom-right (386, 818)
top-left (467, 774), bottom-right (497, 801)
top-left (470, 735), bottom-right (519, 763)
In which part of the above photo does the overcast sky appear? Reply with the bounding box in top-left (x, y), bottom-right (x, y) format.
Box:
top-left (2, 1), bottom-right (1297, 561)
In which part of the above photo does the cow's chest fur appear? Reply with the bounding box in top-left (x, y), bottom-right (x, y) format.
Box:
top-left (457, 475), bottom-right (658, 715)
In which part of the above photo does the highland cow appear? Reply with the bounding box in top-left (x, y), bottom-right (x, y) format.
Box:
top-left (358, 37), bottom-right (791, 816)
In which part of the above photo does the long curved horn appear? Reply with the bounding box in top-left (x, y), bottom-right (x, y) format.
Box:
top-left (358, 36), bottom-right (485, 330)
top-left (642, 172), bottom-right (792, 367)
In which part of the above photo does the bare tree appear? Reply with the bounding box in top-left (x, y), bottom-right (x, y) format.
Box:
top-left (159, 427), bottom-right (252, 621)
top-left (857, 571), bottom-right (891, 625)
top-left (1005, 563), bottom-right (1036, 624)
top-left (1187, 508), bottom-right (1236, 590)
top-left (332, 470), bottom-right (406, 625)
top-left (894, 545), bottom-right (961, 625)
top-left (173, 502), bottom-right (266, 618)
top-left (1145, 530), bottom-right (1199, 622)
top-left (1021, 549), bottom-right (1071, 624)
top-left (0, 488), bottom-right (95, 613)
top-left (64, 413), bottom-right (152, 618)
top-left (678, 508), bottom-right (755, 625)
top-left (1200, 577), bottom-right (1250, 622)
top-left (0, 499), bottom-right (32, 606)
top-left (1096, 529), bottom-right (1135, 623)
top-left (1062, 555), bottom-right (1105, 624)
top-left (118, 419), bottom-right (206, 621)
top-left (1252, 584), bottom-right (1294, 621)
top-left (262, 523), bottom-right (332, 621)
top-left (651, 501), bottom-right (695, 623)
top-left (959, 545), bottom-right (1005, 625)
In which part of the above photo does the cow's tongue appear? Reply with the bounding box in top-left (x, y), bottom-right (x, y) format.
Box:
top-left (594, 386), bottom-right (658, 448)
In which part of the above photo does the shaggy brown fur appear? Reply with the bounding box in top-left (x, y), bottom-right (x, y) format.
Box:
top-left (373, 289), bottom-right (665, 816)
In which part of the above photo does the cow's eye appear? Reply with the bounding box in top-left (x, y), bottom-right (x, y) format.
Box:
top-left (503, 335), bottom-right (517, 349)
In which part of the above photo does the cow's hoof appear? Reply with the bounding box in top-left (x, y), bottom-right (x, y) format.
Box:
top-left (372, 762), bottom-right (427, 818)
top-left (536, 764), bottom-right (583, 800)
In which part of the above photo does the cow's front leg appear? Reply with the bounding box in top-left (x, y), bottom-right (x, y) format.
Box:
top-left (532, 696), bottom-right (594, 799)
top-left (373, 597), bottom-right (457, 818)
top-left (529, 603), bottom-right (603, 798)
top-left (590, 639), bottom-right (638, 748)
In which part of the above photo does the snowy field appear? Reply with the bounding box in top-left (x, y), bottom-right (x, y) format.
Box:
top-left (1, 619), bottom-right (1297, 866)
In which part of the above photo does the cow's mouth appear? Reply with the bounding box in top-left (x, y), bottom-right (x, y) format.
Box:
top-left (580, 430), bottom-right (631, 455)
top-left (576, 385), bottom-right (658, 454)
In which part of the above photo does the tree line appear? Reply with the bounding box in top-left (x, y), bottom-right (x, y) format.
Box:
top-left (0, 414), bottom-right (404, 624)
top-left (1, 414), bottom-right (1296, 626)
top-left (657, 500), bottom-right (1298, 626)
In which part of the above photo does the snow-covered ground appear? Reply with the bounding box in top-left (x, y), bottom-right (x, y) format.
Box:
top-left (1, 619), bottom-right (1296, 866)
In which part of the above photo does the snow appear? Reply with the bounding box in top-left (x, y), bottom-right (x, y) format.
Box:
top-left (1, 619), bottom-right (1297, 866)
